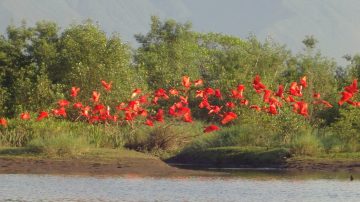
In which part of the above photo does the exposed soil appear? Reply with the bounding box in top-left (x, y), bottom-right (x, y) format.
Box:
top-left (169, 159), bottom-right (360, 174)
top-left (0, 156), bottom-right (359, 177)
top-left (0, 156), bottom-right (225, 177)
top-left (284, 158), bottom-right (360, 173)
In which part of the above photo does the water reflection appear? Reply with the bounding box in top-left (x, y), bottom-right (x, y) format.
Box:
top-left (173, 164), bottom-right (360, 181)
top-left (0, 174), bottom-right (359, 201)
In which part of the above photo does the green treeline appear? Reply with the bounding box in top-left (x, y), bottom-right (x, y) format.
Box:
top-left (0, 17), bottom-right (359, 153)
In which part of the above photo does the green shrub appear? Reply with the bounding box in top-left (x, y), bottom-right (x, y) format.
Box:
top-left (183, 122), bottom-right (284, 153)
top-left (27, 135), bottom-right (90, 156)
top-left (290, 130), bottom-right (322, 156)
top-left (0, 118), bottom-right (130, 149)
top-left (0, 119), bottom-right (34, 146)
top-left (125, 122), bottom-right (204, 155)
top-left (320, 130), bottom-right (346, 153)
top-left (330, 107), bottom-right (360, 152)
top-left (86, 124), bottom-right (132, 148)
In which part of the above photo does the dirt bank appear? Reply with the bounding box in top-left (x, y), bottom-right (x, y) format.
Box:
top-left (0, 157), bottom-right (226, 177)
top-left (285, 158), bottom-right (360, 173)
top-left (0, 147), bottom-right (359, 177)
top-left (0, 156), bottom-right (359, 178)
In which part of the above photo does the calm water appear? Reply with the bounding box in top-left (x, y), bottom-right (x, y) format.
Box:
top-left (0, 174), bottom-right (359, 202)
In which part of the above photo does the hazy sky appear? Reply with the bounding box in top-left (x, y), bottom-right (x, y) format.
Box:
top-left (1, 0), bottom-right (360, 65)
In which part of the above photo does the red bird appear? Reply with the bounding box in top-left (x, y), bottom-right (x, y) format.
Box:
top-left (300, 76), bottom-right (307, 88)
top-left (263, 89), bottom-right (272, 103)
top-left (183, 112), bottom-right (193, 122)
top-left (70, 87), bottom-right (80, 97)
top-left (37, 111), bottom-right (49, 121)
top-left (145, 119), bottom-right (154, 127)
top-left (196, 90), bottom-right (205, 98)
top-left (169, 88), bottom-right (179, 96)
top-left (131, 88), bottom-right (142, 98)
top-left (275, 85), bottom-right (284, 98)
top-left (138, 109), bottom-right (148, 117)
top-left (313, 92), bottom-right (321, 99)
top-left (293, 101), bottom-right (308, 117)
top-left (252, 75), bottom-right (266, 93)
top-left (344, 79), bottom-right (358, 94)
top-left (313, 100), bottom-right (333, 108)
top-left (155, 109), bottom-right (164, 122)
top-left (154, 88), bottom-right (169, 100)
top-left (221, 112), bottom-right (237, 125)
top-left (298, 101), bottom-right (309, 117)
top-left (73, 102), bottom-right (83, 109)
top-left (116, 102), bottom-right (126, 111)
top-left (204, 87), bottom-right (215, 96)
top-left (289, 82), bottom-right (302, 97)
top-left (0, 118), bottom-right (7, 127)
top-left (58, 99), bottom-right (70, 107)
top-left (285, 95), bottom-right (296, 103)
top-left (125, 111), bottom-right (135, 121)
top-left (194, 79), bottom-right (203, 87)
top-left (346, 100), bottom-right (357, 106)
top-left (20, 112), bottom-right (31, 120)
top-left (81, 106), bottom-right (91, 118)
top-left (52, 107), bottom-right (67, 117)
top-left (231, 84), bottom-right (245, 99)
top-left (338, 91), bottom-right (353, 106)
top-left (203, 125), bottom-right (220, 133)
top-left (182, 76), bottom-right (191, 88)
top-left (89, 116), bottom-right (100, 124)
top-left (214, 89), bottom-right (222, 99)
top-left (168, 105), bottom-right (177, 116)
top-left (250, 105), bottom-right (261, 111)
top-left (268, 104), bottom-right (278, 115)
top-left (231, 89), bottom-right (243, 99)
top-left (208, 105), bottom-right (222, 114)
top-left (240, 99), bottom-right (249, 106)
top-left (226, 102), bottom-right (236, 108)
top-left (138, 95), bottom-right (148, 104)
top-left (180, 96), bottom-right (189, 105)
top-left (92, 91), bottom-right (100, 102)
top-left (101, 80), bottom-right (112, 91)
top-left (320, 100), bottom-right (333, 108)
top-left (269, 96), bottom-right (282, 107)
top-left (93, 104), bottom-right (106, 113)
top-left (199, 98), bottom-right (210, 109)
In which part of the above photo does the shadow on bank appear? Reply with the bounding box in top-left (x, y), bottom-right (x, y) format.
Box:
top-left (166, 147), bottom-right (291, 169)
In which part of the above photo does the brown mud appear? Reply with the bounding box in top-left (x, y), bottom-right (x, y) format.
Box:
top-left (0, 156), bottom-right (359, 178)
top-left (0, 156), bottom-right (223, 177)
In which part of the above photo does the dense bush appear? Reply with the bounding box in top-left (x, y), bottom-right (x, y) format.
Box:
top-left (125, 122), bottom-right (204, 156)
top-left (0, 17), bottom-right (359, 157)
top-left (330, 107), bottom-right (360, 152)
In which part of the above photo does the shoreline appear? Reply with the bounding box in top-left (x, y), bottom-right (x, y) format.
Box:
top-left (0, 147), bottom-right (359, 178)
top-left (0, 156), bottom-right (359, 178)
top-left (0, 156), bottom-right (224, 178)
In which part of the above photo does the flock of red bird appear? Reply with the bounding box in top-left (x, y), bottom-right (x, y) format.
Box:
top-left (0, 75), bottom-right (359, 133)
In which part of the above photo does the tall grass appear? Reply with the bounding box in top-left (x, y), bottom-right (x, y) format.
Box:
top-left (0, 118), bottom-right (205, 157)
top-left (125, 121), bottom-right (204, 157)
top-left (290, 130), bottom-right (322, 156)
top-left (182, 123), bottom-right (356, 157)
top-left (1, 117), bottom-right (358, 157)
top-left (27, 135), bottom-right (90, 156)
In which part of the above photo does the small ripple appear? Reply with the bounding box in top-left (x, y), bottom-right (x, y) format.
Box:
top-left (0, 174), bottom-right (359, 202)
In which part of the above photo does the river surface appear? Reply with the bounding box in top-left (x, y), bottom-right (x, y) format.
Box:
top-left (0, 173), bottom-right (359, 202)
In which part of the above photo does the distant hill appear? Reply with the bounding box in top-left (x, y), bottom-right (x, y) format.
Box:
top-left (1, 0), bottom-right (360, 64)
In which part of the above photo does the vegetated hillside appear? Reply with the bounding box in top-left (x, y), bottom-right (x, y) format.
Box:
top-left (1, 0), bottom-right (360, 63)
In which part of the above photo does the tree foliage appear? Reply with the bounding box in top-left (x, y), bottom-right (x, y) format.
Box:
top-left (0, 17), bottom-right (359, 152)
